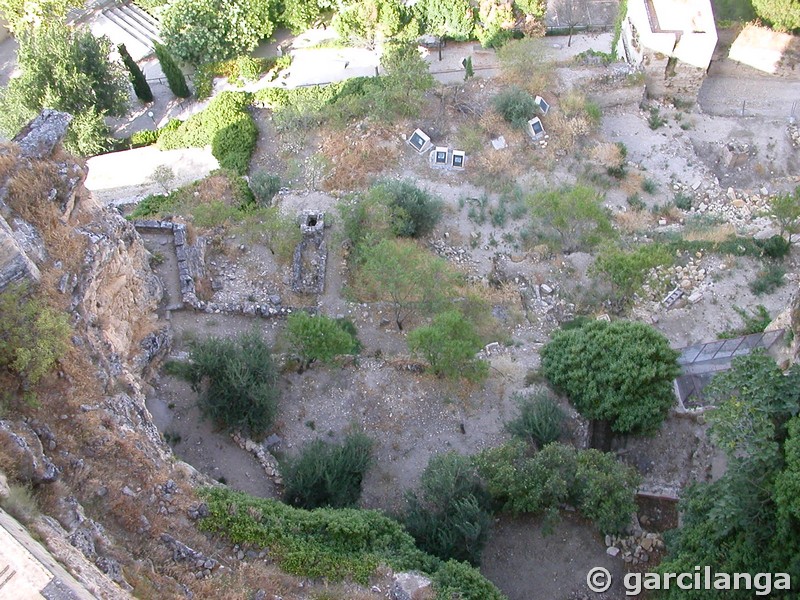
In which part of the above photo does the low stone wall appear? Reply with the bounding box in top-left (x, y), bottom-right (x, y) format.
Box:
top-left (133, 219), bottom-right (295, 318)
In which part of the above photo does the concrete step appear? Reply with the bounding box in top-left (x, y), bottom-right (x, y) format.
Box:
top-left (102, 5), bottom-right (159, 49)
top-left (115, 2), bottom-right (161, 39)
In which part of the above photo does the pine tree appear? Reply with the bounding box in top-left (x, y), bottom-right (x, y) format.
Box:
top-left (118, 44), bottom-right (153, 103)
top-left (154, 42), bottom-right (190, 98)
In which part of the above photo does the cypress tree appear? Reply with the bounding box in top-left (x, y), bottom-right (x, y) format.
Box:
top-left (154, 42), bottom-right (190, 98)
top-left (118, 44), bottom-right (153, 103)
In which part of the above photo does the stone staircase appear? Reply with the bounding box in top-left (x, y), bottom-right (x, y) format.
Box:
top-left (78, 1), bottom-right (161, 61)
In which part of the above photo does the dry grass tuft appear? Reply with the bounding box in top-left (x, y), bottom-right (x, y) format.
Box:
top-left (321, 126), bottom-right (400, 192)
top-left (590, 142), bottom-right (624, 169)
top-left (683, 222), bottom-right (736, 243)
top-left (615, 209), bottom-right (655, 233)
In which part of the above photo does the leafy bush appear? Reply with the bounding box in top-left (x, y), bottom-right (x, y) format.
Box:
top-left (154, 42), bottom-right (190, 98)
top-left (474, 441), bottom-right (640, 533)
top-left (119, 43), bottom-right (153, 102)
top-left (283, 433), bottom-right (373, 509)
top-left (0, 284), bottom-right (71, 387)
top-left (493, 86), bottom-right (537, 129)
top-left (403, 452), bottom-right (492, 565)
top-left (162, 0), bottom-right (274, 65)
top-left (626, 193), bottom-right (645, 211)
top-left (540, 320), bottom-right (680, 434)
top-left (758, 234), bottom-right (791, 259)
top-left (158, 91), bottom-right (256, 173)
top-left (63, 108), bottom-right (112, 157)
top-left (526, 185), bottom-right (615, 253)
top-left (751, 0), bottom-right (800, 31)
top-left (642, 178), bottom-right (658, 194)
top-left (368, 179), bottom-right (443, 238)
top-left (505, 391), bottom-right (566, 448)
top-left (285, 311), bottom-right (360, 371)
top-left (183, 332), bottom-right (279, 436)
top-left (130, 118), bottom-right (181, 148)
top-left (749, 263), bottom-right (786, 295)
top-left (249, 171), bottom-right (281, 205)
top-left (591, 243), bottom-right (673, 305)
top-left (648, 107), bottom-right (666, 129)
top-left (674, 191), bottom-right (693, 210)
top-left (407, 310), bottom-right (488, 383)
top-left (414, 0), bottom-right (476, 40)
top-left (356, 238), bottom-right (456, 330)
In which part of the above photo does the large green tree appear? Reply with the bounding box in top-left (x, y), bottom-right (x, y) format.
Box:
top-left (377, 42), bottom-right (435, 118)
top-left (285, 311), bottom-right (359, 371)
top-left (0, 0), bottom-right (75, 34)
top-left (0, 22), bottom-right (128, 142)
top-left (540, 319), bottom-right (680, 434)
top-left (659, 352), bottom-right (800, 598)
top-left (414, 0), bottom-right (475, 40)
top-left (161, 0), bottom-right (275, 65)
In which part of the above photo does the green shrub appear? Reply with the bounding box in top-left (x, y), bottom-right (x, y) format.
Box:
top-left (249, 171), bottom-right (281, 206)
top-left (627, 193), bottom-right (645, 211)
top-left (648, 106), bottom-right (666, 129)
top-left (674, 192), bottom-right (693, 211)
top-left (154, 42), bottom-right (190, 98)
top-left (118, 43), bottom-right (153, 102)
top-left (130, 118), bottom-right (181, 148)
top-left (158, 91), bottom-right (256, 174)
top-left (0, 284), bottom-right (71, 387)
top-left (758, 234), bottom-right (791, 259)
top-left (642, 178), bottom-right (658, 194)
top-left (285, 311), bottom-right (359, 371)
top-left (474, 441), bottom-right (640, 533)
top-left (591, 243), bottom-right (673, 305)
top-left (183, 331), bottom-right (279, 436)
top-left (540, 320), bottom-right (680, 435)
top-left (367, 179), bottom-right (443, 239)
top-left (505, 392), bottom-right (566, 448)
top-left (749, 263), bottom-right (786, 295)
top-left (526, 185), bottom-right (616, 253)
top-left (283, 433), bottom-right (373, 509)
top-left (403, 452), bottom-right (492, 565)
top-left (407, 310), bottom-right (488, 383)
top-left (493, 87), bottom-right (537, 129)
top-left (63, 108), bottom-right (112, 157)
top-left (433, 559), bottom-right (506, 600)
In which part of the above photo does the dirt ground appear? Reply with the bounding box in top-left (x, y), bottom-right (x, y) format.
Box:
top-left (129, 30), bottom-right (800, 599)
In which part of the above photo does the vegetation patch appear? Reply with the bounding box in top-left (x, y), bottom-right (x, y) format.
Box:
top-left (158, 91), bottom-right (257, 174)
top-left (198, 486), bottom-right (505, 598)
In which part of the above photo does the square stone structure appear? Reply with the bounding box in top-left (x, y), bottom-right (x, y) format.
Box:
top-left (534, 95), bottom-right (550, 115)
top-left (617, 0), bottom-right (717, 103)
top-left (408, 128), bottom-right (432, 153)
top-left (451, 150), bottom-right (465, 169)
top-left (527, 117), bottom-right (545, 141)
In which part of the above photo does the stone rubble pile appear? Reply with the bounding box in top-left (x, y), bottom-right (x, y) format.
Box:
top-left (605, 531), bottom-right (665, 566)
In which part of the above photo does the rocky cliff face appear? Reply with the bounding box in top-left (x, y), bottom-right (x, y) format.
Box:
top-left (0, 112), bottom-right (212, 598)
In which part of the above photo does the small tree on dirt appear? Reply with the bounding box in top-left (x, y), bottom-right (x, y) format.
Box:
top-left (285, 311), bottom-right (359, 372)
top-left (184, 331), bottom-right (279, 436)
top-left (356, 238), bottom-right (455, 330)
top-left (403, 452), bottom-right (492, 565)
top-left (378, 42), bottom-right (435, 118)
top-left (282, 433), bottom-right (373, 509)
top-left (118, 43), bottom-right (153, 103)
top-left (540, 319), bottom-right (680, 435)
top-left (590, 243), bottom-right (673, 309)
top-left (526, 185), bottom-right (615, 253)
top-left (552, 0), bottom-right (587, 47)
top-left (149, 164), bottom-right (175, 194)
top-left (154, 42), bottom-right (190, 98)
top-left (407, 310), bottom-right (488, 383)
top-left (769, 187), bottom-right (800, 243)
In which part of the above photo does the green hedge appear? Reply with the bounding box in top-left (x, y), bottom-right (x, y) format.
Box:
top-left (158, 91), bottom-right (257, 173)
top-left (197, 486), bottom-right (506, 599)
top-left (130, 118), bottom-right (182, 148)
top-left (253, 76), bottom-right (374, 114)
